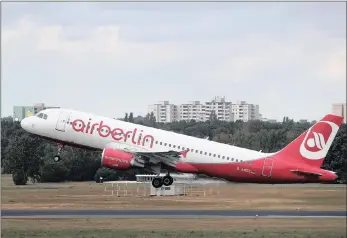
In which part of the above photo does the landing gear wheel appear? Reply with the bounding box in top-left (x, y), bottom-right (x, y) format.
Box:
top-left (54, 143), bottom-right (64, 162)
top-left (152, 177), bottom-right (163, 188)
top-left (162, 175), bottom-right (174, 186)
top-left (53, 155), bottom-right (61, 162)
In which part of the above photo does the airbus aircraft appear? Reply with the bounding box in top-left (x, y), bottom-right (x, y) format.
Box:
top-left (20, 108), bottom-right (343, 188)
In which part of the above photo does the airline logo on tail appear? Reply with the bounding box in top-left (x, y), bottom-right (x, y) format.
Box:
top-left (299, 120), bottom-right (339, 160)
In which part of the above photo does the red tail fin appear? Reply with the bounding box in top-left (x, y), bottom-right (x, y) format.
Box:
top-left (274, 114), bottom-right (344, 168)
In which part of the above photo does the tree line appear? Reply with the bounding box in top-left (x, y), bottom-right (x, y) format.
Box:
top-left (1, 112), bottom-right (346, 185)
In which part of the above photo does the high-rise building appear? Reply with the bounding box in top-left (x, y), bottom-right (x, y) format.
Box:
top-left (147, 101), bottom-right (177, 123)
top-left (231, 100), bottom-right (260, 122)
top-left (204, 96), bottom-right (233, 121)
top-left (332, 103), bottom-right (346, 123)
top-left (13, 103), bottom-right (60, 121)
top-left (177, 101), bottom-right (205, 122)
top-left (148, 97), bottom-right (261, 122)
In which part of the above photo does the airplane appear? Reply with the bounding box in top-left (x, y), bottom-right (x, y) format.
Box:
top-left (20, 108), bottom-right (343, 188)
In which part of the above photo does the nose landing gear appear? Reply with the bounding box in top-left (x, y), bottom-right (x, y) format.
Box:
top-left (53, 143), bottom-right (64, 162)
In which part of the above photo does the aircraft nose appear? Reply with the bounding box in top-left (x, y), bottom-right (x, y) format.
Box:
top-left (20, 117), bottom-right (31, 131)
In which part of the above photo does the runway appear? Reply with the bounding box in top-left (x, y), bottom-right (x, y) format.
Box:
top-left (2, 209), bottom-right (346, 219)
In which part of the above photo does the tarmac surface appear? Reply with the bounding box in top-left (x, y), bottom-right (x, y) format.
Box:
top-left (2, 209), bottom-right (346, 219)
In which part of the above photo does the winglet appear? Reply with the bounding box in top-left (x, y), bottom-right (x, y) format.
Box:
top-left (179, 149), bottom-right (189, 158)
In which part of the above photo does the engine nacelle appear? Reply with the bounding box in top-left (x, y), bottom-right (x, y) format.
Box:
top-left (101, 148), bottom-right (144, 170)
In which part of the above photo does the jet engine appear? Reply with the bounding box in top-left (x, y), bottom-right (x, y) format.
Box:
top-left (101, 148), bottom-right (145, 170)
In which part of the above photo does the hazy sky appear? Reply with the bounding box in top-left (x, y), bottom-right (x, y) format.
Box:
top-left (2, 2), bottom-right (346, 121)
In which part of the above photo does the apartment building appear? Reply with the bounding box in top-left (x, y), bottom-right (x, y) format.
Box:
top-left (178, 101), bottom-right (205, 122)
top-left (204, 96), bottom-right (233, 121)
top-left (332, 103), bottom-right (346, 123)
top-left (232, 100), bottom-right (260, 122)
top-left (148, 97), bottom-right (261, 123)
top-left (147, 101), bottom-right (177, 123)
top-left (13, 103), bottom-right (60, 122)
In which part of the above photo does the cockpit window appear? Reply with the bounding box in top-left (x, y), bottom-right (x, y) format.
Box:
top-left (36, 113), bottom-right (48, 119)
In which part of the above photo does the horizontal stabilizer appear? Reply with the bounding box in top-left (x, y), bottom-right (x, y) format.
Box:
top-left (290, 169), bottom-right (322, 177)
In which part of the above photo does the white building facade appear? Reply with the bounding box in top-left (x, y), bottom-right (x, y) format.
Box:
top-left (204, 96), bottom-right (233, 121)
top-left (178, 101), bottom-right (205, 122)
top-left (147, 101), bottom-right (177, 123)
top-left (231, 100), bottom-right (260, 122)
top-left (332, 103), bottom-right (346, 123)
top-left (148, 97), bottom-right (260, 123)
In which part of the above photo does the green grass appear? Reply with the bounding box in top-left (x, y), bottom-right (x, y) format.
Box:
top-left (2, 229), bottom-right (346, 238)
top-left (2, 218), bottom-right (346, 238)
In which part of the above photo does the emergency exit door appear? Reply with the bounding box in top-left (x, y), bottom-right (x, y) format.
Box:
top-left (261, 157), bottom-right (274, 177)
top-left (55, 111), bottom-right (71, 132)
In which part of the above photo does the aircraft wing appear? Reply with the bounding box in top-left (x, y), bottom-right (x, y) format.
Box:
top-left (134, 150), bottom-right (184, 167)
top-left (290, 169), bottom-right (322, 177)
top-left (105, 142), bottom-right (187, 167)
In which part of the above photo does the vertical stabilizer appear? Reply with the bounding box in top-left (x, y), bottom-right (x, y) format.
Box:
top-left (274, 114), bottom-right (344, 167)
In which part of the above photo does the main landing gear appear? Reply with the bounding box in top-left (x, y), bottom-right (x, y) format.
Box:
top-left (53, 143), bottom-right (64, 162)
top-left (151, 173), bottom-right (174, 188)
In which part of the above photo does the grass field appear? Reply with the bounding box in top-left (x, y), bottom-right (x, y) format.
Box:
top-left (2, 218), bottom-right (346, 238)
top-left (1, 175), bottom-right (346, 211)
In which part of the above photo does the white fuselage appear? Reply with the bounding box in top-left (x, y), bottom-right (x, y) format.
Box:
top-left (21, 108), bottom-right (270, 165)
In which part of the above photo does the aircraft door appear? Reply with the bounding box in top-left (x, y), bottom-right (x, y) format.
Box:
top-left (55, 111), bottom-right (72, 132)
top-left (261, 157), bottom-right (274, 177)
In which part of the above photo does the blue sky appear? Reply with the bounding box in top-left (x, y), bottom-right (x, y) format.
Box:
top-left (2, 2), bottom-right (346, 121)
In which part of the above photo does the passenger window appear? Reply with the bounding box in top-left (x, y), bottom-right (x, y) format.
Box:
top-left (37, 113), bottom-right (43, 118)
top-left (155, 141), bottom-right (158, 144)
top-left (218, 155), bottom-right (220, 158)
top-left (213, 154), bottom-right (216, 157)
top-left (178, 146), bottom-right (180, 149)
top-left (204, 152), bottom-right (207, 155)
top-left (227, 157), bottom-right (229, 160)
top-left (195, 150), bottom-right (198, 153)
top-left (200, 151), bottom-right (202, 154)
top-left (173, 145), bottom-right (176, 148)
top-left (222, 156), bottom-right (225, 159)
top-left (43, 114), bottom-right (47, 120)
top-left (164, 143), bottom-right (167, 146)
top-left (231, 158), bottom-right (234, 161)
top-left (169, 144), bottom-right (171, 147)
top-left (209, 153), bottom-right (211, 156)
top-left (160, 142), bottom-right (162, 145)
top-left (182, 147), bottom-right (185, 150)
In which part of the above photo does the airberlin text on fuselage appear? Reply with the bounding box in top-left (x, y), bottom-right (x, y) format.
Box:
top-left (71, 119), bottom-right (155, 148)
